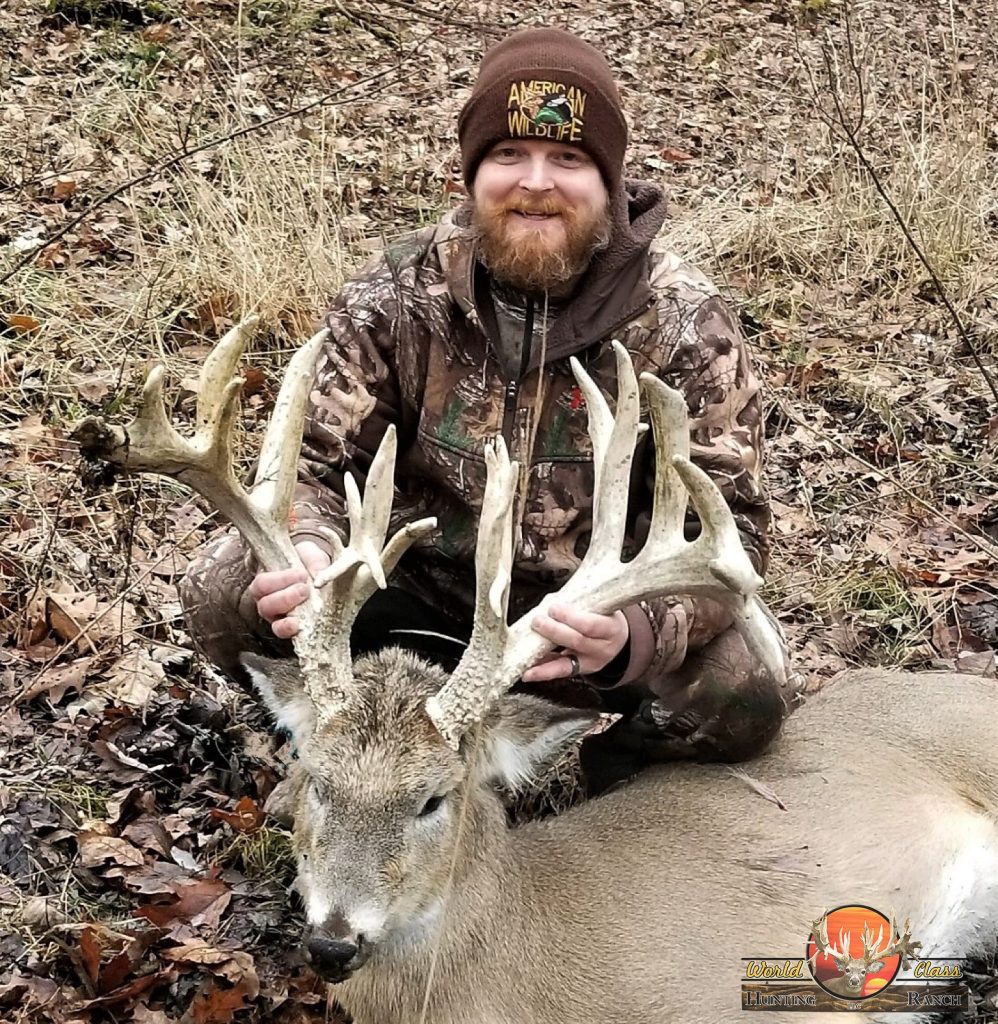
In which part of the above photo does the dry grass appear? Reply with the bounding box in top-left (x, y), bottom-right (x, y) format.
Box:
top-left (1, 1), bottom-right (996, 1019)
top-left (662, 118), bottom-right (997, 329)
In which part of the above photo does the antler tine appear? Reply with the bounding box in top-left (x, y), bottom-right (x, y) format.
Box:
top-left (251, 322), bottom-right (332, 549)
top-left (427, 346), bottom-right (788, 748)
top-left (76, 318), bottom-right (440, 723)
top-left (571, 341), bottom-right (642, 561)
top-left (295, 425), bottom-right (436, 724)
top-left (426, 438), bottom-right (518, 747)
top-left (74, 317), bottom-right (328, 573)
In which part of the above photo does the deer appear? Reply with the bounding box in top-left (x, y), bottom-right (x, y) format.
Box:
top-left (809, 913), bottom-right (922, 998)
top-left (75, 317), bottom-right (998, 1024)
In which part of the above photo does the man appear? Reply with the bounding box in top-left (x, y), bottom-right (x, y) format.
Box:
top-left (180, 27), bottom-right (794, 790)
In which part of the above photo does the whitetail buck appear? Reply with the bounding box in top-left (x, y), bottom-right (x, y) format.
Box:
top-left (76, 319), bottom-right (998, 1024)
top-left (809, 913), bottom-right (921, 998)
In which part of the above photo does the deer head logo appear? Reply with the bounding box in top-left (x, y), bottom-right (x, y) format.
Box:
top-left (807, 906), bottom-right (922, 999)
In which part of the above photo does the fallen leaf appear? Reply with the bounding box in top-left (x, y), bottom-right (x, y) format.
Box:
top-left (6, 314), bottom-right (41, 333)
top-left (187, 979), bottom-right (254, 1024)
top-left (105, 649), bottom-right (166, 707)
top-left (78, 832), bottom-right (145, 869)
top-left (162, 941), bottom-right (259, 996)
top-left (80, 927), bottom-right (102, 984)
top-left (52, 177), bottom-right (77, 200)
top-left (122, 816), bottom-right (174, 857)
top-left (20, 657), bottom-right (91, 703)
top-left (210, 796), bottom-right (264, 834)
top-left (20, 895), bottom-right (69, 928)
top-left (137, 876), bottom-right (231, 936)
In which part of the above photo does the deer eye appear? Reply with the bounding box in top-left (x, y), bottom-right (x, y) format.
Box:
top-left (417, 793), bottom-right (446, 818)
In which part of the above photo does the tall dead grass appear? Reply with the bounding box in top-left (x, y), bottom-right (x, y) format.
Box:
top-left (660, 35), bottom-right (997, 330)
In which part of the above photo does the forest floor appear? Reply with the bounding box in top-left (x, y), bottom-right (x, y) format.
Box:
top-left (1, 0), bottom-right (996, 1021)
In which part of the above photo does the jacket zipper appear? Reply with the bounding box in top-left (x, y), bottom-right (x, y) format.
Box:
top-left (500, 296), bottom-right (535, 446)
top-left (496, 292), bottom-right (652, 446)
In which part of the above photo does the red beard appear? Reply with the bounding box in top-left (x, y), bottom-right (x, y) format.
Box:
top-left (471, 195), bottom-right (612, 294)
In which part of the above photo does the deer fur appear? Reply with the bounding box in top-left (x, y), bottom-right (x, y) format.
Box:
top-left (77, 318), bottom-right (998, 1023)
top-left (244, 650), bottom-right (998, 1024)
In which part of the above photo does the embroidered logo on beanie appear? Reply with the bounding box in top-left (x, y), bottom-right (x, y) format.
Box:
top-left (507, 80), bottom-right (587, 143)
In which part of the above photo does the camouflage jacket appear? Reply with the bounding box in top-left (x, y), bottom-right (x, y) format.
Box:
top-left (186, 180), bottom-right (773, 688)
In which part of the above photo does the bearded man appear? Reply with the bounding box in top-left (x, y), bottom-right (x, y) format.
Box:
top-left (179, 27), bottom-right (795, 791)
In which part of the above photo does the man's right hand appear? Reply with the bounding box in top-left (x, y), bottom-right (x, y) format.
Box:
top-left (247, 540), bottom-right (332, 639)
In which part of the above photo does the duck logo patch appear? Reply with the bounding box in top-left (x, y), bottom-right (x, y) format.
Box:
top-left (507, 80), bottom-right (587, 143)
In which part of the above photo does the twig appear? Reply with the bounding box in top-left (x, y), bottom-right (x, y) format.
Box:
top-left (335, 0), bottom-right (400, 45)
top-left (796, 13), bottom-right (998, 405)
top-left (0, 30), bottom-right (434, 288)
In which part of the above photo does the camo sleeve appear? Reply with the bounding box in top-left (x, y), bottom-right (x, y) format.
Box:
top-left (611, 290), bottom-right (775, 687)
top-left (291, 251), bottom-right (416, 547)
top-left (179, 251), bottom-right (413, 667)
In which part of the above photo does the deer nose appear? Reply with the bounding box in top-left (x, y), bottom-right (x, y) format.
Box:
top-left (305, 932), bottom-right (367, 981)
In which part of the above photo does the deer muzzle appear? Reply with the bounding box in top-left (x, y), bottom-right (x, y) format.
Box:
top-left (304, 928), bottom-right (371, 982)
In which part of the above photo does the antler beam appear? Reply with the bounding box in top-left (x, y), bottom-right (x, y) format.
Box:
top-left (74, 317), bottom-right (434, 720)
top-left (427, 341), bottom-right (787, 749)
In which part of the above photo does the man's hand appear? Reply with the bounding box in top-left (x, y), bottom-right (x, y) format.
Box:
top-left (247, 540), bottom-right (331, 640)
top-left (521, 603), bottom-right (629, 682)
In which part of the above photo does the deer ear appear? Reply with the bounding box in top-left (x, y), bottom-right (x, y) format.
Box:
top-left (472, 694), bottom-right (599, 792)
top-left (240, 653), bottom-right (316, 746)
top-left (866, 961), bottom-right (884, 974)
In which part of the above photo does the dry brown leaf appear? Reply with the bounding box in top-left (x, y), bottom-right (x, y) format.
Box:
top-left (105, 648), bottom-right (166, 706)
top-left (20, 657), bottom-right (91, 703)
top-left (137, 876), bottom-right (231, 935)
top-left (6, 314), bottom-right (41, 333)
top-left (122, 816), bottom-right (175, 857)
top-left (187, 979), bottom-right (254, 1024)
top-left (141, 23), bottom-right (174, 43)
top-left (80, 927), bottom-right (102, 984)
top-left (52, 177), bottom-right (77, 200)
top-left (78, 832), bottom-right (145, 869)
top-left (209, 796), bottom-right (264, 834)
top-left (20, 895), bottom-right (69, 928)
top-left (162, 941), bottom-right (259, 996)
top-left (131, 1005), bottom-right (174, 1024)
top-left (80, 970), bottom-right (171, 1010)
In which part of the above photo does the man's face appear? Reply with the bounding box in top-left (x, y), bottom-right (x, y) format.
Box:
top-left (470, 139), bottom-right (612, 295)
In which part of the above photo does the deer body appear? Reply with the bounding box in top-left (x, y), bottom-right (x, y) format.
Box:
top-left (77, 323), bottom-right (998, 1024)
top-left (300, 663), bottom-right (998, 1024)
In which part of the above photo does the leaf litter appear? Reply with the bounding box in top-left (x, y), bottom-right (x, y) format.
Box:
top-left (1, 0), bottom-right (996, 1020)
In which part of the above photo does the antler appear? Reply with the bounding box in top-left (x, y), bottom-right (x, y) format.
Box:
top-left (809, 913), bottom-right (853, 968)
top-left (74, 317), bottom-right (434, 721)
top-left (860, 916), bottom-right (922, 969)
top-left (426, 341), bottom-right (787, 749)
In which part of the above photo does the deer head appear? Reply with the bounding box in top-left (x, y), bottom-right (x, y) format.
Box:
top-left (75, 318), bottom-right (786, 983)
top-left (809, 911), bottom-right (922, 997)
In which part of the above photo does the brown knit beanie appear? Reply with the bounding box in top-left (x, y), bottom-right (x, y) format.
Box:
top-left (458, 27), bottom-right (628, 193)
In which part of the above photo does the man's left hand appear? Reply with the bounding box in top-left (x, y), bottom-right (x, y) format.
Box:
top-left (522, 603), bottom-right (629, 682)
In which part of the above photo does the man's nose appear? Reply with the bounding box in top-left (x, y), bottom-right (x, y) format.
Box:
top-left (518, 154), bottom-right (554, 191)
